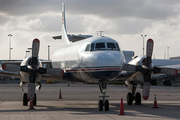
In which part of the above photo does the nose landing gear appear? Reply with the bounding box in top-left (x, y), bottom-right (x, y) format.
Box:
top-left (98, 80), bottom-right (109, 111)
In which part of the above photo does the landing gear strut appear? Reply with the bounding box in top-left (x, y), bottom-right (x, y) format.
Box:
top-left (98, 80), bottom-right (109, 111)
top-left (126, 84), bottom-right (141, 105)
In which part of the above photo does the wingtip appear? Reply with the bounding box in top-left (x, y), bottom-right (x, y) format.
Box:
top-left (174, 69), bottom-right (178, 75)
top-left (2, 64), bottom-right (6, 70)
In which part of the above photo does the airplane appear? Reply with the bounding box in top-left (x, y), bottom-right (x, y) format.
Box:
top-left (121, 55), bottom-right (180, 86)
top-left (0, 3), bottom-right (177, 111)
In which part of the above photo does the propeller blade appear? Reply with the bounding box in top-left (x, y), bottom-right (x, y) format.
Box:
top-left (39, 67), bottom-right (64, 76)
top-left (27, 83), bottom-right (36, 101)
top-left (20, 66), bottom-right (29, 72)
top-left (2, 64), bottom-right (20, 71)
top-left (32, 38), bottom-right (40, 58)
top-left (29, 75), bottom-right (36, 83)
top-left (153, 67), bottom-right (178, 75)
top-left (146, 39), bottom-right (154, 67)
top-left (142, 82), bottom-right (150, 100)
top-left (31, 39), bottom-right (40, 66)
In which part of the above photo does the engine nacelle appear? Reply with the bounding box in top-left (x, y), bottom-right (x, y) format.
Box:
top-left (20, 56), bottom-right (42, 83)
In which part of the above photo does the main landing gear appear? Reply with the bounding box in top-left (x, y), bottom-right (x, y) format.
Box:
top-left (163, 79), bottom-right (172, 86)
top-left (23, 93), bottom-right (37, 106)
top-left (98, 80), bottom-right (109, 111)
top-left (127, 84), bottom-right (141, 105)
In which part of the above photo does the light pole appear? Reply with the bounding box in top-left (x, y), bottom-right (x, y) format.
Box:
top-left (48, 45), bottom-right (50, 60)
top-left (167, 47), bottom-right (169, 59)
top-left (28, 48), bottom-right (32, 56)
top-left (141, 34), bottom-right (147, 56)
top-left (8, 34), bottom-right (13, 60)
top-left (26, 51), bottom-right (30, 58)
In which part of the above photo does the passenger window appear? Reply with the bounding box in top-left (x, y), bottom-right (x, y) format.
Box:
top-left (95, 43), bottom-right (105, 49)
top-left (85, 44), bottom-right (91, 51)
top-left (107, 43), bottom-right (116, 49)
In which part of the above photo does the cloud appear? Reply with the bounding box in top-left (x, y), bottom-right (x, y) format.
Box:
top-left (0, 0), bottom-right (180, 59)
top-left (0, 0), bottom-right (180, 20)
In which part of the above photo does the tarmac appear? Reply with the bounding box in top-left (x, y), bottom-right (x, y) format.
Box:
top-left (0, 83), bottom-right (179, 120)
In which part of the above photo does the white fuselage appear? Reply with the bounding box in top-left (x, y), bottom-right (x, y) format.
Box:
top-left (52, 36), bottom-right (125, 82)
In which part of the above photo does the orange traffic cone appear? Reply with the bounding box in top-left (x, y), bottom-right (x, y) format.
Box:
top-left (59, 89), bottom-right (62, 99)
top-left (152, 94), bottom-right (159, 108)
top-left (118, 98), bottom-right (125, 115)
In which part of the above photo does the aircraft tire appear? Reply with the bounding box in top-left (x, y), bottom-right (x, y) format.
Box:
top-left (33, 93), bottom-right (37, 106)
top-left (135, 92), bottom-right (141, 105)
top-left (104, 100), bottom-right (109, 111)
top-left (127, 92), bottom-right (133, 105)
top-left (163, 80), bottom-right (172, 86)
top-left (23, 93), bottom-right (28, 106)
top-left (151, 80), bottom-right (157, 85)
top-left (98, 100), bottom-right (103, 111)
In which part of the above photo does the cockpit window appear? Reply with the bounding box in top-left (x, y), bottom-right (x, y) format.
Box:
top-left (95, 43), bottom-right (105, 49)
top-left (107, 43), bottom-right (116, 49)
top-left (85, 44), bottom-right (91, 51)
top-left (115, 43), bottom-right (120, 51)
top-left (91, 43), bottom-right (95, 51)
top-left (89, 42), bottom-right (120, 51)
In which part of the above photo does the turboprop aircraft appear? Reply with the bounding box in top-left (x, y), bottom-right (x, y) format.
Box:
top-left (0, 3), bottom-right (178, 111)
top-left (121, 55), bottom-right (180, 86)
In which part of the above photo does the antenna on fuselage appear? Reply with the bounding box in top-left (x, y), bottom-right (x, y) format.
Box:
top-left (97, 31), bottom-right (105, 36)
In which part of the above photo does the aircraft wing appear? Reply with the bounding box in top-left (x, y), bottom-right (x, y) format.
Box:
top-left (1, 61), bottom-right (22, 65)
top-left (160, 64), bottom-right (180, 72)
top-left (0, 69), bottom-right (20, 78)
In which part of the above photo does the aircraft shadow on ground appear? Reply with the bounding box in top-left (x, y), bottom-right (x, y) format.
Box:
top-left (0, 102), bottom-right (179, 119)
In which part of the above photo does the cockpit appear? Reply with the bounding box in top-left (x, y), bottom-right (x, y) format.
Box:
top-left (85, 42), bottom-right (120, 52)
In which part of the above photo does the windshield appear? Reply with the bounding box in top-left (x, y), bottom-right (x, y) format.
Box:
top-left (90, 42), bottom-right (120, 51)
top-left (95, 43), bottom-right (105, 49)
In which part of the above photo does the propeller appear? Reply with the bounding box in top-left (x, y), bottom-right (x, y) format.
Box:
top-left (123, 39), bottom-right (178, 100)
top-left (2, 39), bottom-right (64, 101)
top-left (2, 39), bottom-right (63, 77)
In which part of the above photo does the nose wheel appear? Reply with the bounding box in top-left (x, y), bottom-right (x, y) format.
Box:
top-left (98, 80), bottom-right (109, 111)
top-left (98, 99), bottom-right (109, 111)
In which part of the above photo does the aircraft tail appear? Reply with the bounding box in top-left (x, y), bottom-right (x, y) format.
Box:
top-left (62, 3), bottom-right (71, 45)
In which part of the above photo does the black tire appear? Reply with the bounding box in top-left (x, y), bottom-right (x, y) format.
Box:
top-left (151, 80), bottom-right (157, 85)
top-left (33, 93), bottom-right (37, 106)
top-left (23, 93), bottom-right (28, 106)
top-left (167, 81), bottom-right (172, 86)
top-left (127, 92), bottom-right (133, 105)
top-left (104, 100), bottom-right (109, 111)
top-left (98, 100), bottom-right (103, 111)
top-left (135, 92), bottom-right (141, 105)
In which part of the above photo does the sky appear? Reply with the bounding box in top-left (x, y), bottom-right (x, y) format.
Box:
top-left (1, 0), bottom-right (180, 60)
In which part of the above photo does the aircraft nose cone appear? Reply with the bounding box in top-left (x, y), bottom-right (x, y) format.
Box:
top-left (93, 52), bottom-right (123, 67)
